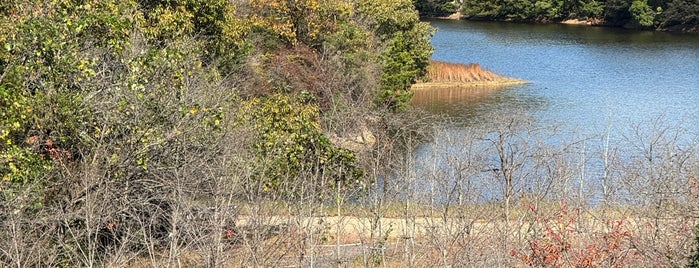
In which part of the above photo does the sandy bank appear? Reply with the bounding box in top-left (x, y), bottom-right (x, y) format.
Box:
top-left (443, 12), bottom-right (461, 20)
top-left (560, 18), bottom-right (603, 26)
top-left (411, 78), bottom-right (527, 90)
top-left (431, 13), bottom-right (605, 28)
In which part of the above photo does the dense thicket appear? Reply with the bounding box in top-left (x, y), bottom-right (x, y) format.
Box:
top-left (413, 0), bottom-right (458, 17)
top-left (0, 0), bottom-right (432, 265)
top-left (3, 0), bottom-right (698, 267)
top-left (415, 0), bottom-right (699, 32)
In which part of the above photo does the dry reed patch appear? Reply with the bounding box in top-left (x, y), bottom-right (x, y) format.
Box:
top-left (413, 60), bottom-right (526, 90)
top-left (427, 61), bottom-right (501, 83)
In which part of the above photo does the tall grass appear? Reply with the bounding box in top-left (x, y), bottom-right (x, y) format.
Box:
top-left (426, 60), bottom-right (502, 83)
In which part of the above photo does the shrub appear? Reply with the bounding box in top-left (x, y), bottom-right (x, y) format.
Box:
top-left (689, 226), bottom-right (699, 268)
top-left (239, 94), bottom-right (363, 194)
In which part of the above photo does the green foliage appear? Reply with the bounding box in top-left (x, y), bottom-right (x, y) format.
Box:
top-left (0, 0), bottom-right (443, 265)
top-left (0, 86), bottom-right (31, 147)
top-left (0, 143), bottom-right (50, 212)
top-left (243, 0), bottom-right (435, 110)
top-left (580, 0), bottom-right (605, 18)
top-left (247, 0), bottom-right (355, 49)
top-left (460, 0), bottom-right (578, 21)
top-left (460, 1), bottom-right (503, 20)
top-left (657, 0), bottom-right (699, 32)
top-left (0, 0), bottom-right (428, 199)
top-left (357, 0), bottom-right (424, 39)
top-left (0, 0), bottom-right (241, 197)
top-left (322, 20), bottom-right (374, 69)
top-left (377, 33), bottom-right (419, 110)
top-left (138, 0), bottom-right (250, 72)
top-left (140, 0), bottom-right (229, 44)
top-left (357, 0), bottom-right (434, 110)
top-left (630, 0), bottom-right (656, 27)
top-left (240, 94), bottom-right (363, 192)
top-left (0, 0), bottom-right (135, 196)
top-left (413, 0), bottom-right (458, 17)
top-left (603, 0), bottom-right (633, 26)
top-left (97, 39), bottom-right (230, 181)
top-left (0, 145), bottom-right (51, 190)
top-left (458, 0), bottom-right (698, 31)
top-left (534, 1), bottom-right (563, 20)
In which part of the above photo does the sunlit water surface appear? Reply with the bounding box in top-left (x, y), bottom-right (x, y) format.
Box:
top-left (410, 20), bottom-right (699, 203)
top-left (415, 19), bottom-right (699, 133)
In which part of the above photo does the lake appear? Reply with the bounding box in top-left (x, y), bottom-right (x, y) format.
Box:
top-left (410, 19), bottom-right (699, 204)
top-left (415, 19), bottom-right (699, 135)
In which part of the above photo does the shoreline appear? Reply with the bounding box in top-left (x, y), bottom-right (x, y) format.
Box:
top-left (560, 18), bottom-right (603, 26)
top-left (428, 14), bottom-right (698, 33)
top-left (411, 78), bottom-right (528, 90)
top-left (434, 13), bottom-right (601, 27)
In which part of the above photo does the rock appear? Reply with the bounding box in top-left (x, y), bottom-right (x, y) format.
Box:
top-left (327, 125), bottom-right (376, 153)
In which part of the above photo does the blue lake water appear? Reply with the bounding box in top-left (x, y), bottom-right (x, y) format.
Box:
top-left (414, 19), bottom-right (699, 136)
top-left (410, 19), bottom-right (699, 204)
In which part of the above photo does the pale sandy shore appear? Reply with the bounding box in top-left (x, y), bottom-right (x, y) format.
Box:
top-left (434, 12), bottom-right (602, 27)
top-left (411, 78), bottom-right (528, 90)
top-left (560, 18), bottom-right (603, 26)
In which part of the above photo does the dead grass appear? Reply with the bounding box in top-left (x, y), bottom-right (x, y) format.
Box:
top-left (413, 60), bottom-right (526, 89)
top-left (426, 61), bottom-right (501, 83)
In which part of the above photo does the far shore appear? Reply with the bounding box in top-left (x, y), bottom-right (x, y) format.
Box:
top-left (411, 78), bottom-right (527, 90)
top-left (435, 12), bottom-right (602, 27)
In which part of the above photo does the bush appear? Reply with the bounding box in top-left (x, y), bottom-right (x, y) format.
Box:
top-left (689, 226), bottom-right (699, 268)
top-left (630, 0), bottom-right (656, 27)
top-left (239, 93), bottom-right (363, 194)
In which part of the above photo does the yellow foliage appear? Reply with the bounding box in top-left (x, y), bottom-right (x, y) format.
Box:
top-left (221, 5), bottom-right (251, 46)
top-left (247, 0), bottom-right (352, 45)
top-left (142, 4), bottom-right (195, 41)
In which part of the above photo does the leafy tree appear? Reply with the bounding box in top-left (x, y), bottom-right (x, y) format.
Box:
top-left (1, 0), bottom-right (253, 262)
top-left (579, 0), bottom-right (605, 18)
top-left (138, 0), bottom-right (250, 72)
top-left (457, 0), bottom-right (698, 32)
top-left (461, 0), bottom-right (569, 22)
top-left (460, 0), bottom-right (504, 20)
top-left (413, 0), bottom-right (458, 17)
top-left (630, 0), bottom-right (656, 27)
top-left (377, 30), bottom-right (427, 110)
top-left (657, 0), bottom-right (699, 32)
top-left (1, 0), bottom-right (135, 196)
top-left (247, 0), bottom-right (354, 49)
top-left (356, 0), bottom-right (434, 110)
top-left (239, 94), bottom-right (363, 193)
top-left (603, 0), bottom-right (633, 26)
top-left (0, 0), bottom-right (434, 264)
top-left (533, 0), bottom-right (564, 20)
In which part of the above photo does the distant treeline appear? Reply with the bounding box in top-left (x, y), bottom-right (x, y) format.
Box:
top-left (415, 0), bottom-right (699, 32)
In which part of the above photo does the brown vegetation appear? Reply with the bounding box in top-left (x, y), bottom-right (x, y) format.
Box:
top-left (427, 61), bottom-right (501, 83)
top-left (413, 60), bottom-right (525, 89)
